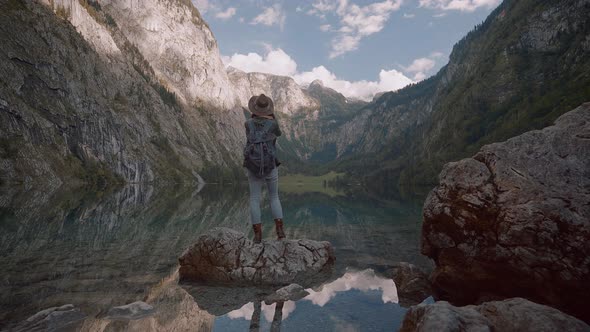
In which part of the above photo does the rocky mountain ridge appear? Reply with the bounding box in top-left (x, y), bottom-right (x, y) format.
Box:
top-left (0, 0), bottom-right (249, 185)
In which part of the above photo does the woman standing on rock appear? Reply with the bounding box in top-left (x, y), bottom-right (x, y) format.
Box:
top-left (243, 94), bottom-right (285, 244)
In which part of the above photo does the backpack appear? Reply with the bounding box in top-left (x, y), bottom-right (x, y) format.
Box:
top-left (244, 120), bottom-right (277, 178)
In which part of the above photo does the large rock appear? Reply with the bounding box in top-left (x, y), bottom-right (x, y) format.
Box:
top-left (390, 262), bottom-right (432, 307)
top-left (422, 104), bottom-right (590, 321)
top-left (400, 298), bottom-right (590, 332)
top-left (178, 227), bottom-right (335, 286)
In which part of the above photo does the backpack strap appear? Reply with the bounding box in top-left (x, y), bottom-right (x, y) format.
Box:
top-left (261, 120), bottom-right (273, 133)
top-left (248, 120), bottom-right (276, 143)
top-left (247, 120), bottom-right (256, 142)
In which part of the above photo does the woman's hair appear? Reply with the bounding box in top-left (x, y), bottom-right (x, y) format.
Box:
top-left (251, 113), bottom-right (275, 119)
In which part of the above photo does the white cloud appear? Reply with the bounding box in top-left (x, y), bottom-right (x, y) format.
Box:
top-left (304, 269), bottom-right (398, 306)
top-left (296, 66), bottom-right (412, 101)
top-left (223, 48), bottom-right (414, 101)
top-left (319, 24), bottom-right (332, 32)
top-left (430, 51), bottom-right (445, 58)
top-left (250, 4), bottom-right (286, 29)
top-left (223, 49), bottom-right (298, 77)
top-left (191, 1), bottom-right (237, 22)
top-left (401, 53), bottom-right (445, 81)
top-left (312, 0), bottom-right (337, 12)
top-left (432, 12), bottom-right (447, 17)
top-left (403, 13), bottom-right (415, 18)
top-left (308, 0), bottom-right (402, 58)
top-left (215, 7), bottom-right (236, 20)
top-left (419, 0), bottom-right (501, 12)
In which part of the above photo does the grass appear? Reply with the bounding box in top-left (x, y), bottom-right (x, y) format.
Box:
top-left (279, 171), bottom-right (346, 197)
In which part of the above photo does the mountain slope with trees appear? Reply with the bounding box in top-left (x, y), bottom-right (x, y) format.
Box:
top-left (332, 0), bottom-right (590, 193)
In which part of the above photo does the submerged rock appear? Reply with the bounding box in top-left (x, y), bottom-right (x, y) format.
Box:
top-left (390, 262), bottom-right (432, 307)
top-left (178, 227), bottom-right (335, 286)
top-left (422, 104), bottom-right (590, 322)
top-left (11, 304), bottom-right (86, 332)
top-left (264, 284), bottom-right (309, 304)
top-left (105, 301), bottom-right (155, 321)
top-left (400, 298), bottom-right (590, 332)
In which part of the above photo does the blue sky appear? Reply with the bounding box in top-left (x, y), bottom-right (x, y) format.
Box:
top-left (192, 0), bottom-right (501, 100)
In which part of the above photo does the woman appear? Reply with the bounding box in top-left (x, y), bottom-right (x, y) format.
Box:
top-left (244, 94), bottom-right (285, 244)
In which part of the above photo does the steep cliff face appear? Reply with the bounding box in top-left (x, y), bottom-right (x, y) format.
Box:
top-left (97, 0), bottom-right (238, 110)
top-left (334, 0), bottom-right (590, 188)
top-left (228, 67), bottom-right (319, 116)
top-left (0, 0), bottom-right (245, 185)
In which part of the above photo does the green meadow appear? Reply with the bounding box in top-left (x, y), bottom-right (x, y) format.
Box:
top-left (279, 171), bottom-right (345, 197)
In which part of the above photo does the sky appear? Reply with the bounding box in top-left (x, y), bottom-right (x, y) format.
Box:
top-left (191, 0), bottom-right (501, 101)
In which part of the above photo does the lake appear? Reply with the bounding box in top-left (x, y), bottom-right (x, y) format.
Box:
top-left (0, 181), bottom-right (433, 331)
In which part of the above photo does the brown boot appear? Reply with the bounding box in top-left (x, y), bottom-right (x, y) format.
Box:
top-left (252, 223), bottom-right (262, 244)
top-left (274, 219), bottom-right (285, 240)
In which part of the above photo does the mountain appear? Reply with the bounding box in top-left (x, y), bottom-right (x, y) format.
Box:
top-left (0, 0), bottom-right (246, 186)
top-left (227, 70), bottom-right (368, 166)
top-left (2, 0), bottom-right (588, 188)
top-left (332, 0), bottom-right (590, 192)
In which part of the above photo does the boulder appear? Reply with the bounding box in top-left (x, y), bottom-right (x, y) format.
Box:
top-left (104, 301), bottom-right (155, 321)
top-left (400, 298), bottom-right (590, 332)
top-left (11, 304), bottom-right (86, 332)
top-left (264, 284), bottom-right (309, 304)
top-left (422, 104), bottom-right (590, 322)
top-left (390, 262), bottom-right (432, 307)
top-left (178, 227), bottom-right (335, 286)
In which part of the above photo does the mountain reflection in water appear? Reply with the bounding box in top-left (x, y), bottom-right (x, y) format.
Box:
top-left (225, 269), bottom-right (398, 321)
top-left (0, 182), bottom-right (432, 331)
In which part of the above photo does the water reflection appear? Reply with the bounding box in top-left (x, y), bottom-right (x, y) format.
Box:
top-left (0, 183), bottom-right (249, 328)
top-left (0, 183), bottom-right (430, 331)
top-left (246, 301), bottom-right (286, 332)
top-left (225, 269), bottom-right (397, 325)
top-left (213, 269), bottom-right (409, 331)
top-left (305, 269), bottom-right (397, 306)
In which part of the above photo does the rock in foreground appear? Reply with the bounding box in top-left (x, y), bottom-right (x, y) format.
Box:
top-left (422, 104), bottom-right (590, 321)
top-left (390, 262), bottom-right (432, 307)
top-left (179, 228), bottom-right (335, 286)
top-left (400, 298), bottom-right (590, 332)
top-left (105, 301), bottom-right (155, 321)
